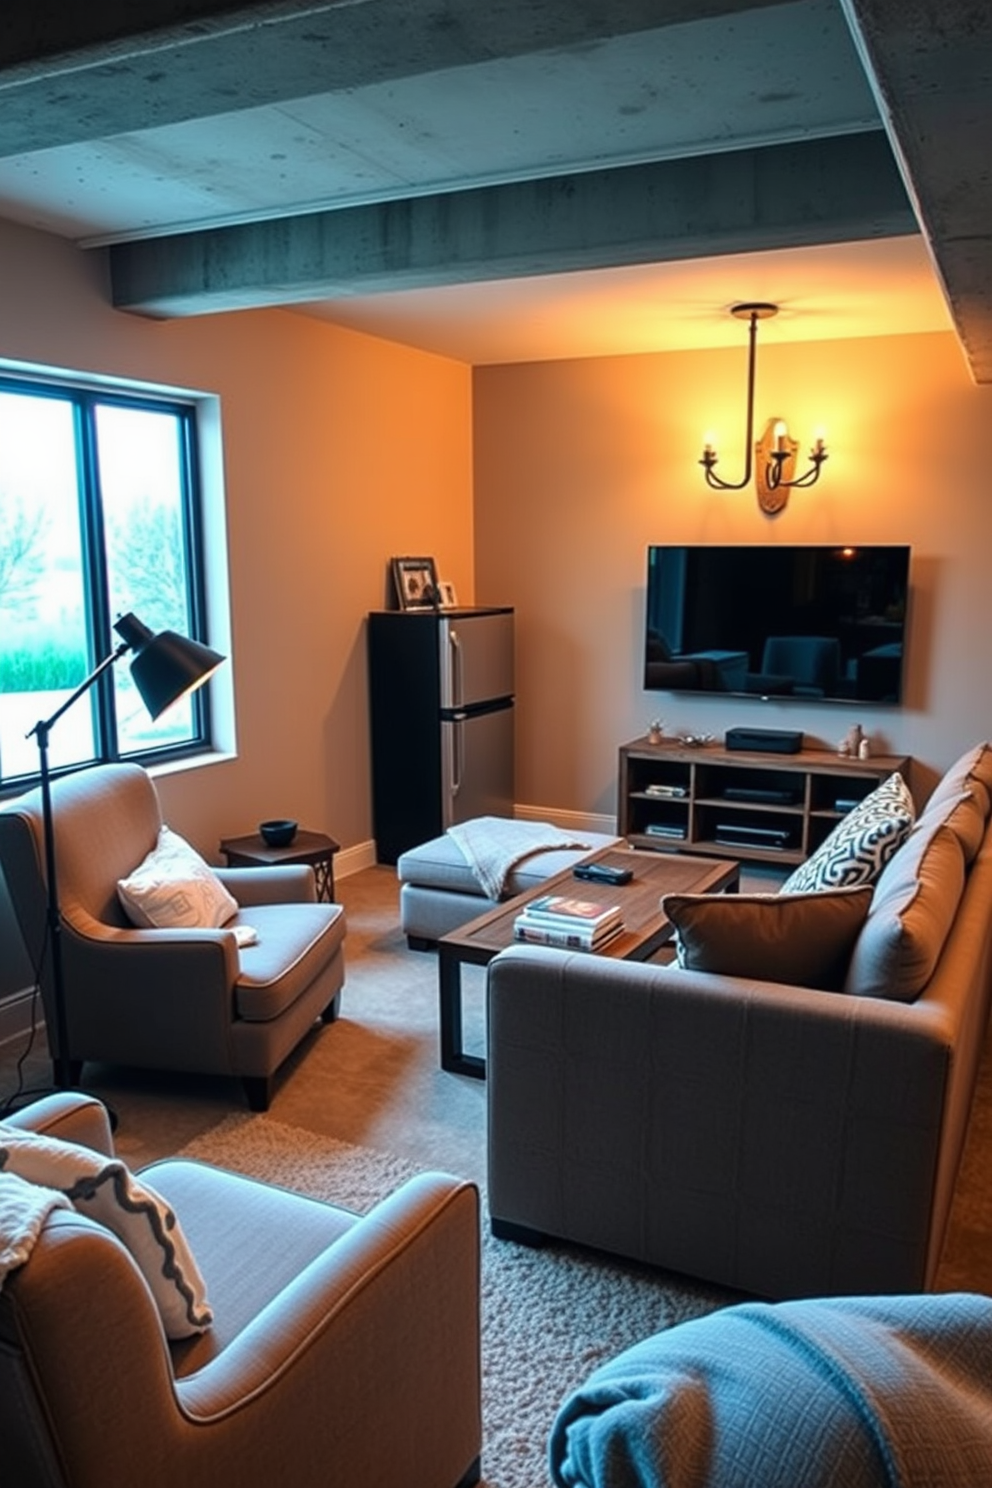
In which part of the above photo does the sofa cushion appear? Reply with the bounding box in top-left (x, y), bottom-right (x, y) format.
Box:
top-left (117, 824), bottom-right (238, 929)
top-left (921, 743), bottom-right (992, 864)
top-left (917, 786), bottom-right (988, 865)
top-left (780, 772), bottom-right (915, 895)
top-left (844, 815), bottom-right (966, 1002)
top-left (0, 1125), bottom-right (212, 1339)
top-left (234, 902), bottom-right (346, 1020)
top-left (926, 742), bottom-right (992, 811)
top-left (662, 886), bottom-right (873, 991)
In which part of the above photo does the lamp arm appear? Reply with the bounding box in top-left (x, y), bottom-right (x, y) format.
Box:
top-left (28, 641), bottom-right (130, 741)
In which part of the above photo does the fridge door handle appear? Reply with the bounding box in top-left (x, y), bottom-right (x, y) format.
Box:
top-left (448, 627), bottom-right (463, 709)
top-left (450, 714), bottom-right (464, 797)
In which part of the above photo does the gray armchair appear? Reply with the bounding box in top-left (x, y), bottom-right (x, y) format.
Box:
top-left (0, 763), bottom-right (345, 1110)
top-left (0, 1093), bottom-right (482, 1488)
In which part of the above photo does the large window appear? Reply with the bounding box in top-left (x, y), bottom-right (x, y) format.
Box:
top-left (0, 375), bottom-right (214, 788)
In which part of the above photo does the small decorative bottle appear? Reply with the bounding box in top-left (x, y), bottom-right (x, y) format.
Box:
top-left (648, 719), bottom-right (665, 745)
top-left (858, 736), bottom-right (871, 760)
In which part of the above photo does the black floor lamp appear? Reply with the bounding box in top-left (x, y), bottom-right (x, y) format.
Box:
top-left (27, 611), bottom-right (225, 1091)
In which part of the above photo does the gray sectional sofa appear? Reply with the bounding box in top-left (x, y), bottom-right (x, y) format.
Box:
top-left (487, 743), bottom-right (992, 1300)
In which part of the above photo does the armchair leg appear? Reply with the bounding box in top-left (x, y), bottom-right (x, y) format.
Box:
top-left (52, 1058), bottom-right (84, 1088)
top-left (320, 991), bottom-right (341, 1023)
top-left (242, 1075), bottom-right (272, 1112)
top-left (454, 1455), bottom-right (482, 1488)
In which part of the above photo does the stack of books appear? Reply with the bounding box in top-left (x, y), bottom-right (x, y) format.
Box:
top-left (513, 894), bottom-right (624, 951)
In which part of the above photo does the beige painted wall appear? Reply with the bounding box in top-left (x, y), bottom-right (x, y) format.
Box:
top-left (3, 210), bottom-right (992, 865)
top-left (474, 332), bottom-right (992, 818)
top-left (0, 218), bottom-right (474, 862)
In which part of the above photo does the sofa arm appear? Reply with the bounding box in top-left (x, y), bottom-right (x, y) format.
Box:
top-left (215, 865), bottom-right (316, 906)
top-left (487, 946), bottom-right (953, 1299)
top-left (2, 1092), bottom-right (116, 1155)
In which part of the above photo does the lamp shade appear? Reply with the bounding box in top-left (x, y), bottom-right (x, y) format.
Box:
top-left (114, 611), bottom-right (225, 720)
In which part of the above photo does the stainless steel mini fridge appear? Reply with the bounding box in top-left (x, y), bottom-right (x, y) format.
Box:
top-left (367, 607), bottom-right (515, 862)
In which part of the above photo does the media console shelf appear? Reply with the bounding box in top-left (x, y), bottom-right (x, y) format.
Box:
top-left (618, 736), bottom-right (911, 868)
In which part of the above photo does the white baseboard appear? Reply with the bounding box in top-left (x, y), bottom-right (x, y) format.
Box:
top-left (335, 838), bottom-right (378, 879)
top-left (0, 985), bottom-right (41, 1050)
top-left (514, 803), bottom-right (619, 837)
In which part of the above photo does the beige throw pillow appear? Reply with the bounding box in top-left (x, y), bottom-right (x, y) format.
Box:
top-left (117, 824), bottom-right (238, 930)
top-left (0, 1125), bottom-right (212, 1338)
top-left (662, 886), bottom-right (873, 991)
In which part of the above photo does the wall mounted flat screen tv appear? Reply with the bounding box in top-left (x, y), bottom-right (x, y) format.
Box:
top-left (644, 545), bottom-right (911, 704)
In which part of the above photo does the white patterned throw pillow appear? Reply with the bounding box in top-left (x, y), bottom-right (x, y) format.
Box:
top-left (781, 772), bottom-right (915, 895)
top-left (117, 824), bottom-right (238, 929)
top-left (0, 1125), bottom-right (212, 1338)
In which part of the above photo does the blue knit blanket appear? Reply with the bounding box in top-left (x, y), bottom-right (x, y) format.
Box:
top-left (549, 1294), bottom-right (992, 1488)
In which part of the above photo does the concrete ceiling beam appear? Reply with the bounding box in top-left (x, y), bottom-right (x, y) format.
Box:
top-left (841, 0), bottom-right (992, 381)
top-left (110, 131), bottom-right (914, 316)
top-left (0, 0), bottom-right (790, 155)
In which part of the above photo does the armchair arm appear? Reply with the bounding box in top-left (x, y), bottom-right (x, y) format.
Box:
top-left (1, 1092), bottom-right (115, 1155)
top-left (215, 865), bottom-right (316, 906)
top-left (60, 921), bottom-right (244, 1070)
top-left (487, 945), bottom-right (952, 1298)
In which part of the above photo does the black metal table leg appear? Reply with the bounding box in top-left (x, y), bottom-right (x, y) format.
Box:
top-left (438, 944), bottom-right (487, 1079)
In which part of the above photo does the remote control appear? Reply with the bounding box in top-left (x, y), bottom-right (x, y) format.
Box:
top-left (573, 862), bottom-right (633, 885)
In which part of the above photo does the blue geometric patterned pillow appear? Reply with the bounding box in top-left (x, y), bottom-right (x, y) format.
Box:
top-left (780, 772), bottom-right (915, 895)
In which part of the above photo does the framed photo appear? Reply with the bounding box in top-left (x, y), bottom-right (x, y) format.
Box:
top-left (438, 579), bottom-right (458, 609)
top-left (391, 555), bottom-right (439, 610)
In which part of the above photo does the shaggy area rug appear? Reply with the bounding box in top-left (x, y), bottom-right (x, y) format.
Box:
top-left (180, 1113), bottom-right (734, 1488)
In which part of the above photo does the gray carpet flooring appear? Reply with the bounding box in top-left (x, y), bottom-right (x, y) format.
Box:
top-left (2, 861), bottom-right (991, 1292)
top-left (2, 859), bottom-right (992, 1486)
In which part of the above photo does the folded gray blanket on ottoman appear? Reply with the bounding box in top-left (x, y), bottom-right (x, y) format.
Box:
top-left (549, 1294), bottom-right (992, 1488)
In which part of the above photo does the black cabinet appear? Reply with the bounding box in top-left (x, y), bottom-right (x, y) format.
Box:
top-left (368, 608), bottom-right (515, 862)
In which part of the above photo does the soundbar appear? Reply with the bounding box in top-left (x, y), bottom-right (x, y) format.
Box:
top-left (723, 785), bottom-right (799, 805)
top-left (725, 727), bottom-right (804, 755)
top-left (714, 823), bottom-right (792, 849)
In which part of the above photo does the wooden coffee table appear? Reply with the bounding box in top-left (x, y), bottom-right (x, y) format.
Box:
top-left (438, 845), bottom-right (739, 1077)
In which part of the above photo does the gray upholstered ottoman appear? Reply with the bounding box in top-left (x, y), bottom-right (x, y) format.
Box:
top-left (398, 826), bottom-right (621, 948)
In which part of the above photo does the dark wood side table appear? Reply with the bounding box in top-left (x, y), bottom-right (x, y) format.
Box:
top-left (219, 830), bottom-right (340, 903)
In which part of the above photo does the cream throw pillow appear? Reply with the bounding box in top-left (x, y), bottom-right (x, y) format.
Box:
top-left (117, 824), bottom-right (238, 930)
top-left (0, 1125), bottom-right (212, 1338)
top-left (663, 886), bottom-right (873, 991)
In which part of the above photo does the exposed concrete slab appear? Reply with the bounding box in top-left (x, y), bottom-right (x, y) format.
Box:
top-left (110, 132), bottom-right (914, 316)
top-left (0, 0), bottom-right (789, 153)
top-left (841, 0), bottom-right (992, 381)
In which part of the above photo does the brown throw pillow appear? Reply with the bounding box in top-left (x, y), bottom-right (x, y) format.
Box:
top-left (662, 886), bottom-right (874, 991)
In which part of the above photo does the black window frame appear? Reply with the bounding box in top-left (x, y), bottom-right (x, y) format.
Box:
top-left (0, 372), bottom-right (215, 793)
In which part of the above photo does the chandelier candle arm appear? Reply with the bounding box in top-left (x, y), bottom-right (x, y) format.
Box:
top-left (699, 302), bottom-right (828, 513)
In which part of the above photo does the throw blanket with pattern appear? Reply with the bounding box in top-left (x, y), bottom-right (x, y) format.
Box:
top-left (550, 1294), bottom-right (992, 1488)
top-left (448, 816), bottom-right (592, 900)
top-left (0, 1170), bottom-right (71, 1290)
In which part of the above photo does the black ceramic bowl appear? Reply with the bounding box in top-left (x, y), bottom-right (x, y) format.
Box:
top-left (259, 818), bottom-right (298, 847)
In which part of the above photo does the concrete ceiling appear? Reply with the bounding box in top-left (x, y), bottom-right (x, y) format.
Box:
top-left (0, 1), bottom-right (988, 375)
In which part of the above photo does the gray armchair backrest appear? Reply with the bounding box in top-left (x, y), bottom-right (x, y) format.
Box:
top-left (0, 763), bottom-right (162, 936)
